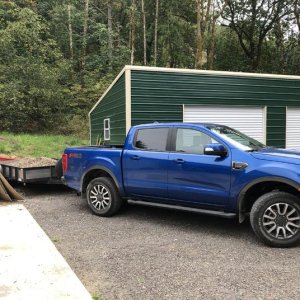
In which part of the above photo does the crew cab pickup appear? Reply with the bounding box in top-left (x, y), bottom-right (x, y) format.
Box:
top-left (63, 123), bottom-right (300, 247)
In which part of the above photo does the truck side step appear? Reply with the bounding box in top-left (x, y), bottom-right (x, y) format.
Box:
top-left (127, 200), bottom-right (237, 219)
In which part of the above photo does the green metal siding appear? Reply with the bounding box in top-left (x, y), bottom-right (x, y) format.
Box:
top-left (267, 107), bottom-right (286, 148)
top-left (90, 74), bottom-right (126, 145)
top-left (131, 71), bottom-right (300, 147)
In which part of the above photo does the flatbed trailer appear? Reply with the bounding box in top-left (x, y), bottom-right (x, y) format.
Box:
top-left (0, 161), bottom-right (62, 184)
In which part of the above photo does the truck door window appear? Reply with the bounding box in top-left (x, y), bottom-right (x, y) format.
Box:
top-left (134, 128), bottom-right (169, 151)
top-left (176, 128), bottom-right (217, 154)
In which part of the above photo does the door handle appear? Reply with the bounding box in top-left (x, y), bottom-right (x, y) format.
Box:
top-left (130, 155), bottom-right (140, 160)
top-left (174, 158), bottom-right (185, 164)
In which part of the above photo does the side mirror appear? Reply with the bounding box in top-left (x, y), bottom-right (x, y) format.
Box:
top-left (204, 144), bottom-right (227, 157)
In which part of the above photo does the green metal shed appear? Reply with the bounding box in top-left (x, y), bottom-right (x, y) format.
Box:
top-left (89, 66), bottom-right (300, 149)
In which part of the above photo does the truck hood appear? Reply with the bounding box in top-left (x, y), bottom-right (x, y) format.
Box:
top-left (251, 148), bottom-right (300, 165)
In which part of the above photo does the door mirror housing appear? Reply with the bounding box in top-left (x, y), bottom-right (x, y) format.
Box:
top-left (204, 144), bottom-right (227, 157)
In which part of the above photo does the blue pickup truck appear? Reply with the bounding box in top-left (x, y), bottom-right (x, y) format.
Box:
top-left (63, 123), bottom-right (300, 247)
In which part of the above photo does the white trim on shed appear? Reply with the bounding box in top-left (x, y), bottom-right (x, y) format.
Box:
top-left (125, 68), bottom-right (132, 134)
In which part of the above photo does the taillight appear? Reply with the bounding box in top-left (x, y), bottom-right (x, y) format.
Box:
top-left (62, 154), bottom-right (68, 175)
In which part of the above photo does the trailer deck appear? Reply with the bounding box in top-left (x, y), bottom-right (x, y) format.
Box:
top-left (0, 157), bottom-right (61, 184)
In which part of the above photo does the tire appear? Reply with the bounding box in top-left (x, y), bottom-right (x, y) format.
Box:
top-left (86, 177), bottom-right (122, 217)
top-left (250, 191), bottom-right (300, 247)
top-left (55, 159), bottom-right (63, 179)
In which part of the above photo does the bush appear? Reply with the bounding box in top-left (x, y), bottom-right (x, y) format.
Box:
top-left (57, 114), bottom-right (89, 139)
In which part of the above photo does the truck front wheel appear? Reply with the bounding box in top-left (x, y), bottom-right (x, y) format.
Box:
top-left (86, 177), bottom-right (122, 217)
top-left (250, 191), bottom-right (300, 247)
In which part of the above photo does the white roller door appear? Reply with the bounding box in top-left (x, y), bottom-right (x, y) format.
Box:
top-left (183, 105), bottom-right (266, 143)
top-left (286, 108), bottom-right (300, 150)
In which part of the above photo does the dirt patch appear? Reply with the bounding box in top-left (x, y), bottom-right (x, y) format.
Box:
top-left (1, 157), bottom-right (57, 168)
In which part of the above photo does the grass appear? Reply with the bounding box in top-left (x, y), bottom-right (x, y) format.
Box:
top-left (51, 237), bottom-right (60, 243)
top-left (92, 291), bottom-right (101, 300)
top-left (0, 132), bottom-right (89, 158)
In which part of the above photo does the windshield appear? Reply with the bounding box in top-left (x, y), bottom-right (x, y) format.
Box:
top-left (206, 125), bottom-right (265, 151)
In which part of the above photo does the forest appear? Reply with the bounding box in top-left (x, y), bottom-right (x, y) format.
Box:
top-left (0, 0), bottom-right (299, 137)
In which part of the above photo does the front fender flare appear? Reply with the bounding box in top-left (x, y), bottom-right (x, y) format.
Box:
top-left (238, 176), bottom-right (300, 223)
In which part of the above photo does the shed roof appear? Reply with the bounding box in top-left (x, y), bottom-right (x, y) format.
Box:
top-left (89, 65), bottom-right (300, 115)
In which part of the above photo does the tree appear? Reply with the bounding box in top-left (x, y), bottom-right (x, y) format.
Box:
top-left (82, 0), bottom-right (89, 72)
top-left (107, 1), bottom-right (113, 70)
top-left (195, 0), bottom-right (211, 69)
top-left (154, 0), bottom-right (159, 66)
top-left (129, 0), bottom-right (137, 65)
top-left (67, 1), bottom-right (74, 61)
top-left (214, 25), bottom-right (249, 71)
top-left (0, 5), bottom-right (71, 132)
top-left (159, 0), bottom-right (194, 68)
top-left (1, 0), bottom-right (300, 137)
top-left (141, 0), bottom-right (147, 65)
top-left (294, 0), bottom-right (300, 74)
top-left (222, 0), bottom-right (291, 71)
top-left (294, 0), bottom-right (300, 25)
top-left (207, 0), bottom-right (225, 69)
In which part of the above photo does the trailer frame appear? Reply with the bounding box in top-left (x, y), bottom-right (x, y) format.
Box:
top-left (0, 163), bottom-right (62, 184)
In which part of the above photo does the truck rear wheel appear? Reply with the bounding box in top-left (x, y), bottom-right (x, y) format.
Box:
top-left (86, 177), bottom-right (122, 217)
top-left (250, 191), bottom-right (300, 247)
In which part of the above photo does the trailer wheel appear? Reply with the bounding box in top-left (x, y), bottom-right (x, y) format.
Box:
top-left (86, 177), bottom-right (122, 217)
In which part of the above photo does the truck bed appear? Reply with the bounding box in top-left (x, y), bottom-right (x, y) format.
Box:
top-left (63, 146), bottom-right (124, 192)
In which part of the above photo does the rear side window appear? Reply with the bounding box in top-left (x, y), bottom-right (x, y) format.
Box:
top-left (134, 128), bottom-right (169, 151)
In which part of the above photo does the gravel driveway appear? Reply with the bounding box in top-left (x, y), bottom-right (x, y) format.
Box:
top-left (20, 184), bottom-right (300, 300)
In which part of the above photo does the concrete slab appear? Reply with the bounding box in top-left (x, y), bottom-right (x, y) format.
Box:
top-left (0, 203), bottom-right (92, 300)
